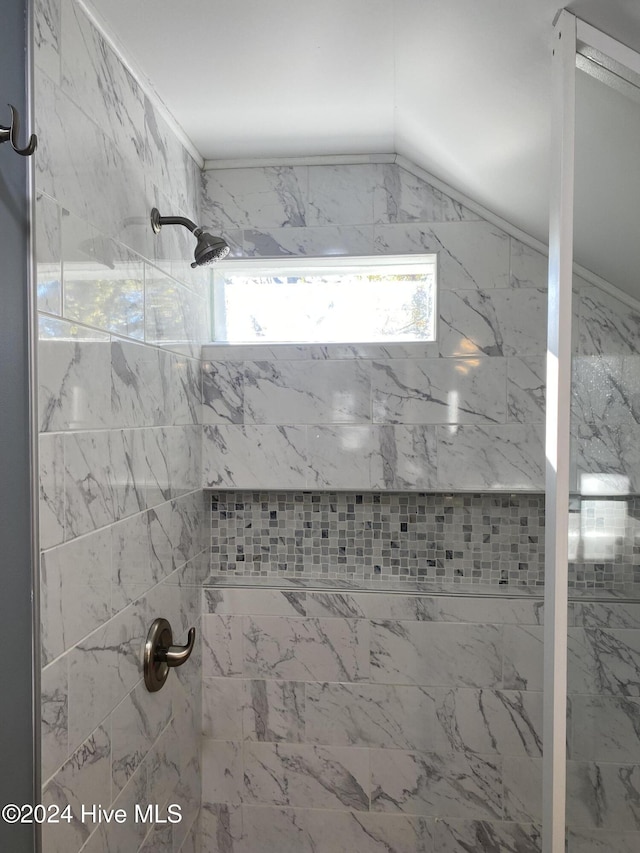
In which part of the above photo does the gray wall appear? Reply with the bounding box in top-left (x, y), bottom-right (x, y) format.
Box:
top-left (0, 0), bottom-right (37, 851)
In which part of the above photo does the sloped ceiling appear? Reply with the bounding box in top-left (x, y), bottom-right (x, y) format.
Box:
top-left (88, 0), bottom-right (640, 298)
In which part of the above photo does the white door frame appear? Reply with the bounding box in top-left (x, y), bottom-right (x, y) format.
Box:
top-left (544, 11), bottom-right (640, 853)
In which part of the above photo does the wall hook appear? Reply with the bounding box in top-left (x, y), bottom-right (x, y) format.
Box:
top-left (0, 104), bottom-right (37, 157)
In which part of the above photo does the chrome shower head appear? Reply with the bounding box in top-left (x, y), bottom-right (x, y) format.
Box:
top-left (150, 208), bottom-right (230, 267)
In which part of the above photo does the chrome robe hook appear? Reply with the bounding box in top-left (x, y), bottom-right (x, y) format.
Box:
top-left (0, 104), bottom-right (37, 157)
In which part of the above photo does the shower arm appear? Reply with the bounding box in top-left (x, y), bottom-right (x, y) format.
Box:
top-left (150, 209), bottom-right (200, 235)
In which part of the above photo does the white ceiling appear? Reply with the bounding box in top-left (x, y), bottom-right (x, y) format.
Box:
top-left (88, 0), bottom-right (640, 298)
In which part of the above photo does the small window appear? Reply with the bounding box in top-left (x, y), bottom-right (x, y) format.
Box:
top-left (211, 254), bottom-right (437, 344)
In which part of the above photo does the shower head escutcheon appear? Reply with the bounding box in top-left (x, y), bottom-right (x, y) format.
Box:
top-left (150, 208), bottom-right (230, 267)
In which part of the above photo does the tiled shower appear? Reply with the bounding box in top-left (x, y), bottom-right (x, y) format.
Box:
top-left (35, 2), bottom-right (640, 852)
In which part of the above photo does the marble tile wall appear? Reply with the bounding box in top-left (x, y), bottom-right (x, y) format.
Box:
top-left (199, 586), bottom-right (546, 853)
top-left (202, 161), bottom-right (640, 494)
top-left (35, 1), bottom-right (206, 851)
top-left (199, 587), bottom-right (640, 852)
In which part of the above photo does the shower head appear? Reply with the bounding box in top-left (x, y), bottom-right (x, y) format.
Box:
top-left (150, 207), bottom-right (230, 267)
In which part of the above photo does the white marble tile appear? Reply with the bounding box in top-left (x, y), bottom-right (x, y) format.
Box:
top-left (306, 683), bottom-right (436, 750)
top-left (202, 167), bottom-right (308, 230)
top-left (111, 340), bottom-right (170, 428)
top-left (434, 688), bottom-right (543, 757)
top-left (239, 806), bottom-right (309, 853)
top-left (436, 424), bottom-right (544, 491)
top-left (200, 803), bottom-right (243, 853)
top-left (62, 213), bottom-right (145, 340)
top-left (502, 756), bottom-right (542, 823)
top-left (567, 760), bottom-right (640, 830)
top-left (67, 603), bottom-right (147, 750)
top-left (621, 355), bottom-right (640, 424)
top-left (374, 163), bottom-right (478, 224)
top-left (308, 164), bottom-right (376, 225)
top-left (110, 428), bottom-right (147, 519)
top-left (374, 221), bottom-right (510, 290)
top-left (439, 288), bottom-right (547, 357)
top-left (111, 680), bottom-right (172, 792)
top-left (42, 724), bottom-right (111, 853)
top-left (202, 614), bottom-right (243, 677)
top-left (372, 357), bottom-right (506, 425)
top-left (579, 285), bottom-right (640, 356)
top-left (574, 601), bottom-right (640, 630)
top-left (39, 432), bottom-right (65, 549)
top-left (146, 716), bottom-right (181, 810)
top-left (146, 109), bottom-right (200, 228)
top-left (38, 314), bottom-right (111, 341)
top-left (371, 748), bottom-right (502, 819)
top-left (433, 597), bottom-right (544, 626)
top-left (305, 811), bottom-right (434, 853)
top-left (204, 589), bottom-right (307, 617)
top-left (503, 626), bottom-right (544, 691)
top-left (36, 193), bottom-right (62, 315)
top-left (35, 0), bottom-right (61, 83)
top-left (202, 342), bottom-right (439, 362)
top-left (571, 356), bottom-right (626, 426)
top-left (244, 616), bottom-right (369, 682)
top-left (571, 695), bottom-right (640, 762)
top-left (110, 511), bottom-right (153, 611)
top-left (203, 425), bottom-right (308, 489)
top-left (436, 820), bottom-right (541, 853)
top-left (305, 592), bottom-right (367, 619)
top-left (307, 425), bottom-right (376, 489)
top-left (244, 742), bottom-right (370, 810)
top-left (167, 425), bottom-right (201, 497)
top-left (201, 739), bottom-right (243, 806)
top-left (41, 656), bottom-right (68, 782)
top-left (138, 427), bottom-right (172, 507)
top-left (242, 225), bottom-right (375, 258)
top-left (41, 527), bottom-right (111, 665)
top-left (507, 356), bottom-right (546, 424)
top-left (568, 828), bottom-right (640, 852)
top-left (370, 621), bottom-right (503, 687)
top-left (39, 339), bottom-right (112, 432)
top-left (244, 680), bottom-right (306, 743)
top-left (60, 0), bottom-right (146, 165)
top-left (573, 422), bottom-right (640, 494)
top-left (202, 678), bottom-right (244, 741)
top-left (172, 354), bottom-right (202, 425)
top-left (202, 360), bottom-right (244, 425)
top-left (568, 627), bottom-right (640, 697)
top-left (372, 425), bottom-right (439, 490)
top-left (244, 360), bottom-right (371, 424)
top-left (145, 269), bottom-right (208, 358)
top-left (357, 594), bottom-right (437, 622)
top-left (510, 239), bottom-right (548, 289)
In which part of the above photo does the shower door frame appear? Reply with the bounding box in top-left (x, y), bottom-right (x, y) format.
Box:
top-left (544, 10), bottom-right (640, 853)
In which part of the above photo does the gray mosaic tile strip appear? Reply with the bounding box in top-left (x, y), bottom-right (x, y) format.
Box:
top-left (209, 491), bottom-right (545, 588)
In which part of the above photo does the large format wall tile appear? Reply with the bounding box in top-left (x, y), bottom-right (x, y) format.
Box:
top-left (244, 616), bottom-right (369, 682)
top-left (244, 360), bottom-right (371, 424)
top-left (244, 742), bottom-right (370, 811)
top-left (370, 621), bottom-right (503, 687)
top-left (370, 748), bottom-right (503, 819)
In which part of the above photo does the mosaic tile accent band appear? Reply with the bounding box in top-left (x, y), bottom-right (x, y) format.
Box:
top-left (210, 491), bottom-right (546, 588)
top-left (209, 491), bottom-right (640, 591)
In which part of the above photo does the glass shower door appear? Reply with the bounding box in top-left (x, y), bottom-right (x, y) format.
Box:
top-left (565, 31), bottom-right (640, 853)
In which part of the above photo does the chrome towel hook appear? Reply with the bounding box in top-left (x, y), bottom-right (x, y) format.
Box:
top-left (0, 104), bottom-right (37, 157)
